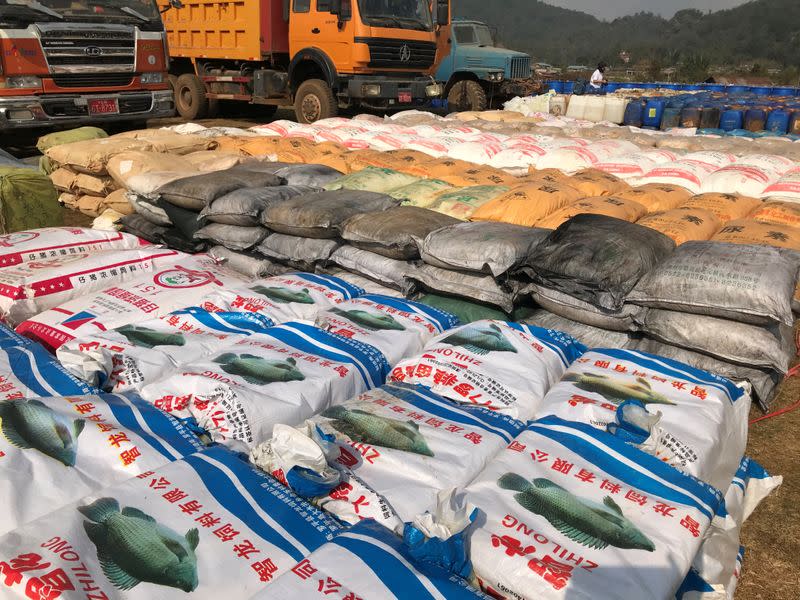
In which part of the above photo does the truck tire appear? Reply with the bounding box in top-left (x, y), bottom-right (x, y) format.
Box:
top-left (447, 80), bottom-right (487, 112)
top-left (174, 73), bottom-right (218, 120)
top-left (294, 79), bottom-right (338, 124)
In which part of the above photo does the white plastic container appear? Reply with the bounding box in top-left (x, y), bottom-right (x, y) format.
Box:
top-left (566, 94), bottom-right (587, 120)
top-left (603, 97), bottom-right (628, 124)
top-left (583, 96), bottom-right (607, 122)
top-left (549, 94), bottom-right (568, 116)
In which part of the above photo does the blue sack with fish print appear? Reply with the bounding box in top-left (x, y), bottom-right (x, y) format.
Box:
top-left (0, 391), bottom-right (204, 535)
top-left (252, 519), bottom-right (486, 600)
top-left (0, 342), bottom-right (97, 399)
top-left (0, 445), bottom-right (341, 599)
top-left (141, 321), bottom-right (391, 448)
top-left (463, 416), bottom-right (726, 600)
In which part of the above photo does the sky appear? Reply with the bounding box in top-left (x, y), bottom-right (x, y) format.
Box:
top-left (546, 0), bottom-right (751, 20)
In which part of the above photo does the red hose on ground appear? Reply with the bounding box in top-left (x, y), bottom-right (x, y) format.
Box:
top-left (750, 363), bottom-right (800, 425)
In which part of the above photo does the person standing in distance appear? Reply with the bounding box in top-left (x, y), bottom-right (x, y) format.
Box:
top-left (589, 62), bottom-right (608, 93)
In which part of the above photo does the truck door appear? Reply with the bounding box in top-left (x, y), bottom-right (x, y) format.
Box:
top-left (290, 0), bottom-right (353, 71)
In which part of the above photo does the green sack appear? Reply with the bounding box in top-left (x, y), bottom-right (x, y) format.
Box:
top-left (36, 126), bottom-right (108, 154)
top-left (0, 167), bottom-right (63, 233)
top-left (418, 293), bottom-right (537, 324)
top-left (38, 155), bottom-right (57, 175)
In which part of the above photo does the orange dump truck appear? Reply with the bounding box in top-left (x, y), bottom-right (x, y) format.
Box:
top-left (0, 1), bottom-right (174, 130)
top-left (160, 0), bottom-right (449, 123)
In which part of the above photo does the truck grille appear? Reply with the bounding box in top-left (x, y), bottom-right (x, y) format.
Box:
top-left (52, 74), bottom-right (134, 88)
top-left (36, 24), bottom-right (135, 74)
top-left (355, 38), bottom-right (437, 70)
top-left (509, 57), bottom-right (531, 80)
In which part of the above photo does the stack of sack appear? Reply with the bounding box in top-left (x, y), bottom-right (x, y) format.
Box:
top-left (626, 241), bottom-right (797, 408)
top-left (514, 213), bottom-right (799, 409)
top-left (245, 318), bottom-right (779, 600)
top-left (131, 164), bottom-right (285, 253)
top-left (44, 129), bottom-right (219, 220)
top-left (0, 225), bottom-right (784, 600)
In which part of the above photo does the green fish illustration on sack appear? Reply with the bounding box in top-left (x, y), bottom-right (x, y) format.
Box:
top-left (440, 323), bottom-right (517, 355)
top-left (0, 399), bottom-right (84, 466)
top-left (213, 353), bottom-right (305, 385)
top-left (250, 285), bottom-right (315, 305)
top-left (562, 372), bottom-right (676, 406)
top-left (79, 497), bottom-right (199, 592)
top-left (322, 405), bottom-right (434, 456)
top-left (116, 324), bottom-right (187, 349)
top-left (328, 308), bottom-right (406, 331)
top-left (498, 474), bottom-right (656, 552)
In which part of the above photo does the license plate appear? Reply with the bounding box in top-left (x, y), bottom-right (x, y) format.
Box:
top-left (398, 91), bottom-right (412, 103)
top-left (88, 98), bottom-right (119, 115)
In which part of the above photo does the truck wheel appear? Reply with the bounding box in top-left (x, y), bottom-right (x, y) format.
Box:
top-left (447, 80), bottom-right (487, 112)
top-left (175, 74), bottom-right (218, 120)
top-left (295, 79), bottom-right (338, 124)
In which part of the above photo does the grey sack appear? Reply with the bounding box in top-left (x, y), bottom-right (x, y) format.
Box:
top-left (262, 190), bottom-right (401, 239)
top-left (518, 214), bottom-right (676, 311)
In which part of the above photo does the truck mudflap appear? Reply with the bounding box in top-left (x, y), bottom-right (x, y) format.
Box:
top-left (0, 90), bottom-right (174, 129)
top-left (345, 76), bottom-right (443, 102)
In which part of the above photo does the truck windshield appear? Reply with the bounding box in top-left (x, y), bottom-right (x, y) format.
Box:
top-left (358, 0), bottom-right (433, 31)
top-left (0, 0), bottom-right (161, 24)
top-left (453, 24), bottom-right (494, 46)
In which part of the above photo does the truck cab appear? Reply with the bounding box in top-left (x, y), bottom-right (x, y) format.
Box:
top-left (435, 19), bottom-right (531, 111)
top-left (0, 0), bottom-right (174, 130)
top-left (162, 0), bottom-right (447, 123)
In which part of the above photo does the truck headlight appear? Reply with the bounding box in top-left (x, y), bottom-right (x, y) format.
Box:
top-left (4, 76), bottom-right (42, 89)
top-left (488, 72), bottom-right (504, 82)
top-left (425, 83), bottom-right (444, 97)
top-left (141, 72), bottom-right (164, 84)
top-left (362, 84), bottom-right (381, 96)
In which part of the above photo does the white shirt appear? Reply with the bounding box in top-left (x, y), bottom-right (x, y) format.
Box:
top-left (590, 69), bottom-right (604, 88)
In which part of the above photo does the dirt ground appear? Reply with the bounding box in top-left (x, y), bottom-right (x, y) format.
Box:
top-left (737, 350), bottom-right (800, 599)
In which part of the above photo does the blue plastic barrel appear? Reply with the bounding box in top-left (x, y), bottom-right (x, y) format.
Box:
top-left (660, 107), bottom-right (681, 130)
top-left (751, 86), bottom-right (772, 96)
top-left (772, 86), bottom-right (796, 97)
top-left (684, 84), bottom-right (702, 91)
top-left (680, 106), bottom-right (703, 128)
top-left (562, 81), bottom-right (575, 94)
top-left (548, 80), bottom-right (564, 93)
top-left (642, 82), bottom-right (658, 90)
top-left (744, 108), bottom-right (767, 131)
top-left (700, 106), bottom-right (721, 129)
top-left (720, 109), bottom-right (744, 131)
top-left (666, 98), bottom-right (685, 109)
top-left (766, 109), bottom-right (790, 134)
top-left (642, 98), bottom-right (666, 128)
top-left (705, 84), bottom-right (725, 93)
top-left (623, 99), bottom-right (645, 127)
top-left (788, 112), bottom-right (800, 135)
top-left (728, 85), bottom-right (749, 96)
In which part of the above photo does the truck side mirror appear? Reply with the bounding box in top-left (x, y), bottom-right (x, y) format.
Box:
top-left (161, 0), bottom-right (183, 12)
top-left (331, 0), bottom-right (352, 21)
top-left (436, 0), bottom-right (449, 26)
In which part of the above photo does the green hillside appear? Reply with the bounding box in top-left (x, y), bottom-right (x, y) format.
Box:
top-left (454, 0), bottom-right (800, 75)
